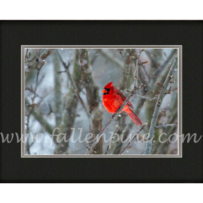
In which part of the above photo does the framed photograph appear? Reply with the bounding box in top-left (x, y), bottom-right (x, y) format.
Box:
top-left (0, 21), bottom-right (202, 182)
top-left (21, 45), bottom-right (182, 158)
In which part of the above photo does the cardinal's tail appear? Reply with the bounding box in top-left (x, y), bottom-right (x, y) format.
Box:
top-left (125, 108), bottom-right (143, 126)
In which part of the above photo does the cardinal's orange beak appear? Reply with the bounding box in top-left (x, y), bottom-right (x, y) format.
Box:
top-left (102, 89), bottom-right (107, 94)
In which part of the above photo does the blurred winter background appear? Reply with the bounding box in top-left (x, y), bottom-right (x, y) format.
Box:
top-left (24, 48), bottom-right (178, 155)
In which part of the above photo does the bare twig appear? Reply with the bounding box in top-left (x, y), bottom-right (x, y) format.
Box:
top-left (38, 88), bottom-right (54, 105)
top-left (117, 49), bottom-right (124, 58)
top-left (32, 69), bottom-right (40, 102)
top-left (90, 52), bottom-right (99, 65)
top-left (135, 94), bottom-right (158, 101)
top-left (57, 70), bottom-right (67, 74)
top-left (105, 125), bottom-right (120, 154)
top-left (118, 49), bottom-right (132, 91)
top-left (25, 87), bottom-right (42, 100)
top-left (165, 87), bottom-right (178, 95)
top-left (25, 49), bottom-right (53, 67)
top-left (25, 99), bottom-right (53, 136)
top-left (119, 123), bottom-right (148, 154)
top-left (156, 82), bottom-right (164, 87)
top-left (155, 123), bottom-right (177, 129)
top-left (112, 123), bottom-right (134, 154)
top-left (138, 60), bottom-right (150, 66)
top-left (97, 49), bottom-right (123, 69)
top-left (25, 49), bottom-right (31, 62)
top-left (134, 49), bottom-right (146, 87)
top-left (25, 49), bottom-right (53, 85)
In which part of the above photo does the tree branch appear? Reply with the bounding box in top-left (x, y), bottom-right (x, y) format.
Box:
top-left (118, 49), bottom-right (132, 91)
top-left (25, 98), bottom-right (54, 142)
top-left (52, 51), bottom-right (62, 126)
top-left (111, 123), bottom-right (133, 154)
top-left (56, 50), bottom-right (91, 120)
top-left (54, 50), bottom-right (82, 154)
top-left (25, 57), bottom-right (48, 154)
top-left (105, 125), bottom-right (120, 155)
top-left (119, 123), bottom-right (148, 154)
top-left (25, 49), bottom-right (54, 84)
top-left (135, 94), bottom-right (158, 101)
top-left (134, 49), bottom-right (146, 87)
top-left (155, 123), bottom-right (177, 129)
top-left (152, 49), bottom-right (177, 79)
top-left (79, 49), bottom-right (103, 154)
top-left (145, 58), bottom-right (177, 154)
top-left (98, 49), bottom-right (123, 69)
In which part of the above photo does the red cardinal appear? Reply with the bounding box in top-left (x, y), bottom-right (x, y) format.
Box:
top-left (102, 82), bottom-right (143, 126)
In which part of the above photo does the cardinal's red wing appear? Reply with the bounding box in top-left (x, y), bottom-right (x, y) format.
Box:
top-left (114, 88), bottom-right (126, 101)
top-left (114, 88), bottom-right (134, 110)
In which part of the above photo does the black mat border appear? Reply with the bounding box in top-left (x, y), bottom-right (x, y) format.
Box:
top-left (0, 20), bottom-right (202, 183)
